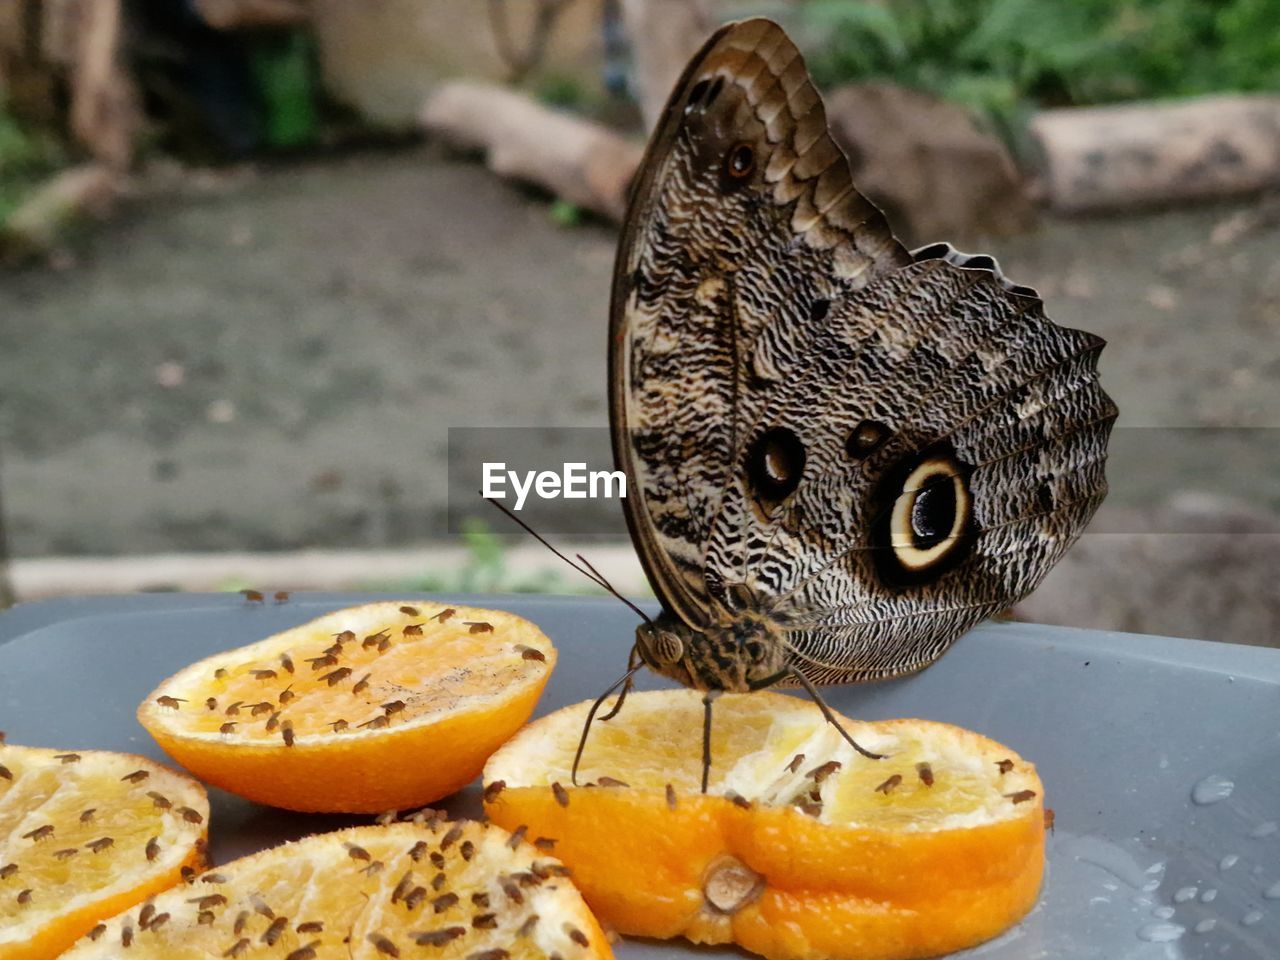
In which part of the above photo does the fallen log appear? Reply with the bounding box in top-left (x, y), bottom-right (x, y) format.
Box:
top-left (1031, 95), bottom-right (1280, 212)
top-left (193, 0), bottom-right (311, 30)
top-left (1, 163), bottom-right (118, 259)
top-left (826, 82), bottom-right (1034, 245)
top-left (422, 81), bottom-right (642, 221)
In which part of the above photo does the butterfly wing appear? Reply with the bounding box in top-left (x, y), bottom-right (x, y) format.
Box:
top-left (610, 18), bottom-right (912, 629)
top-left (611, 19), bottom-right (1116, 680)
top-left (746, 245), bottom-right (1117, 683)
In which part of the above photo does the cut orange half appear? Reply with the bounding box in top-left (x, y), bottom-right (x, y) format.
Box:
top-left (60, 820), bottom-right (612, 960)
top-left (0, 744), bottom-right (209, 960)
top-left (484, 689), bottom-right (1045, 960)
top-left (138, 601), bottom-right (556, 813)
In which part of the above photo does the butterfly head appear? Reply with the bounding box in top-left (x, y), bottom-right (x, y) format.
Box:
top-left (634, 616), bottom-right (696, 688)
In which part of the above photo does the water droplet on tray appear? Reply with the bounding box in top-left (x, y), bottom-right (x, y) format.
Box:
top-left (1264, 880), bottom-right (1280, 900)
top-left (1251, 821), bottom-right (1278, 838)
top-left (1195, 918), bottom-right (1217, 934)
top-left (1065, 835), bottom-right (1154, 888)
top-left (1152, 905), bottom-right (1175, 920)
top-left (1202, 888), bottom-right (1219, 903)
top-left (1220, 854), bottom-right (1240, 871)
top-left (1192, 774), bottom-right (1234, 805)
top-left (1174, 886), bottom-right (1198, 903)
top-left (1138, 922), bottom-right (1185, 943)
top-left (1241, 909), bottom-right (1263, 927)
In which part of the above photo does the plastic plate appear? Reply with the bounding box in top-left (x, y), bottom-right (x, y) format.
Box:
top-left (1, 593), bottom-right (1277, 958)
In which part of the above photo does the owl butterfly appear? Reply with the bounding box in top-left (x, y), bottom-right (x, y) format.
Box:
top-left (578, 19), bottom-right (1115, 787)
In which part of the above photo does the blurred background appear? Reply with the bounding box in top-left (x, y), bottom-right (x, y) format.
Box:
top-left (0, 0), bottom-right (1276, 644)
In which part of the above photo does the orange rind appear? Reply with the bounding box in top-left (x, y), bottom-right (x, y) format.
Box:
top-left (0, 744), bottom-right (209, 960)
top-left (138, 601), bottom-right (556, 813)
top-left (60, 820), bottom-right (612, 960)
top-left (484, 689), bottom-right (1044, 960)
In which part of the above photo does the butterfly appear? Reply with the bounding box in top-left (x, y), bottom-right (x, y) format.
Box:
top-left (528, 18), bottom-right (1115, 790)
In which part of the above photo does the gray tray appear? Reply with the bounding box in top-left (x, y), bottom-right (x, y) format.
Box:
top-left (1, 593), bottom-right (1277, 958)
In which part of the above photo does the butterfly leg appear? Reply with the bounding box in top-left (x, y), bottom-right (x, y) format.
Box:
top-left (599, 645), bottom-right (642, 722)
top-left (747, 669), bottom-right (791, 691)
top-left (789, 667), bottom-right (887, 761)
top-left (572, 663), bottom-right (644, 786)
top-left (701, 690), bottom-right (720, 793)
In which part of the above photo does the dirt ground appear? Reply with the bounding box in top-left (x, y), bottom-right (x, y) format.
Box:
top-left (1, 145), bottom-right (1277, 560)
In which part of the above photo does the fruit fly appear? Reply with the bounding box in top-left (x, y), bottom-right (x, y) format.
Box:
top-left (875, 774), bottom-right (903, 795)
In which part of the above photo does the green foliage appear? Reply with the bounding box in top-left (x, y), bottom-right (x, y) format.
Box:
top-left (548, 198), bottom-right (583, 227)
top-left (249, 31), bottom-right (320, 150)
top-left (536, 72), bottom-right (590, 111)
top-left (391, 519), bottom-right (596, 595)
top-left (803, 0), bottom-right (1280, 134)
top-left (0, 108), bottom-right (61, 226)
top-left (0, 110), bottom-right (42, 168)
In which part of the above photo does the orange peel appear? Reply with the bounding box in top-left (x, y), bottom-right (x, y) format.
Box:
top-left (138, 601), bottom-right (555, 813)
top-left (0, 744), bottom-right (208, 960)
top-left (60, 820), bottom-right (612, 959)
top-left (484, 689), bottom-right (1044, 960)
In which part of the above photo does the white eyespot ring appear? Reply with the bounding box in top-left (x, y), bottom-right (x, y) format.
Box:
top-left (889, 456), bottom-right (972, 572)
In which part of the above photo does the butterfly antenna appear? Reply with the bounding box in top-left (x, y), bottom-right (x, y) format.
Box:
top-left (483, 492), bottom-right (608, 584)
top-left (480, 491), bottom-right (653, 626)
top-left (576, 552), bottom-right (653, 626)
top-left (572, 662), bottom-right (643, 785)
top-left (788, 666), bottom-right (886, 760)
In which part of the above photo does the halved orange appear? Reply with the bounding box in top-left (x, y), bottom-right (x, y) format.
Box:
top-left (60, 819), bottom-right (612, 960)
top-left (0, 744), bottom-right (209, 960)
top-left (484, 689), bottom-right (1045, 960)
top-left (138, 601), bottom-right (556, 813)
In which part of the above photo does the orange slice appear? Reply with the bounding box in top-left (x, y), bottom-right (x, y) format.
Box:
top-left (483, 689), bottom-right (1045, 960)
top-left (0, 744), bottom-right (209, 960)
top-left (138, 601), bottom-right (555, 813)
top-left (60, 819), bottom-right (612, 960)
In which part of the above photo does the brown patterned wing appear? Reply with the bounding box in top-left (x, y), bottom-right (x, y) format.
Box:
top-left (611, 18), bottom-right (1116, 679)
top-left (609, 18), bottom-right (912, 629)
top-left (723, 246), bottom-right (1117, 684)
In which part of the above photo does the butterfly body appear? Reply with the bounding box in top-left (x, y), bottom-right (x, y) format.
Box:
top-left (636, 607), bottom-right (790, 693)
top-left (608, 18), bottom-right (1116, 699)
